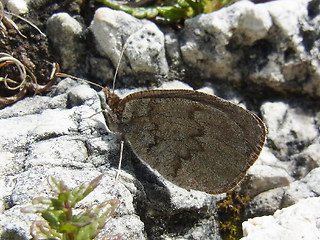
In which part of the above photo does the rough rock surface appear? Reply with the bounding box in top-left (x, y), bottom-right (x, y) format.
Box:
top-left (242, 197), bottom-right (320, 240)
top-left (44, 0), bottom-right (320, 97)
top-left (1, 0), bottom-right (320, 239)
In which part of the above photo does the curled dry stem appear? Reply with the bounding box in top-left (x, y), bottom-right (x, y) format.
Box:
top-left (0, 52), bottom-right (27, 90)
top-left (0, 53), bottom-right (59, 108)
top-left (0, 52), bottom-right (30, 107)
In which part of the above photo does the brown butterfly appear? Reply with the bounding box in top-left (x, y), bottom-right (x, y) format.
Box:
top-left (103, 87), bottom-right (266, 193)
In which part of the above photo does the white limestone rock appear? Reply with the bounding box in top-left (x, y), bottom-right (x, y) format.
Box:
top-left (242, 197), bottom-right (320, 240)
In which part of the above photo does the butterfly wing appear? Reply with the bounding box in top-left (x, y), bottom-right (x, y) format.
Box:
top-left (118, 90), bottom-right (266, 193)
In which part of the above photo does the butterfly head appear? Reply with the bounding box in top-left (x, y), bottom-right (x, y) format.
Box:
top-left (102, 87), bottom-right (124, 115)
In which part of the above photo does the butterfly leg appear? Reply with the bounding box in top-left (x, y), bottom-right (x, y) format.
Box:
top-left (113, 140), bottom-right (124, 186)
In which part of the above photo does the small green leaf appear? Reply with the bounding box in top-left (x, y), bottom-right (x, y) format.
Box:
top-left (48, 176), bottom-right (70, 195)
top-left (50, 198), bottom-right (65, 210)
top-left (58, 222), bottom-right (78, 233)
top-left (131, 8), bottom-right (149, 18)
top-left (177, 0), bottom-right (191, 8)
top-left (157, 6), bottom-right (188, 20)
top-left (66, 174), bottom-right (104, 207)
top-left (96, 0), bottom-right (238, 21)
top-left (41, 210), bottom-right (63, 229)
top-left (73, 199), bottom-right (120, 239)
top-left (71, 211), bottom-right (96, 228)
top-left (96, 0), bottom-right (133, 13)
top-left (132, 7), bottom-right (159, 18)
top-left (183, 0), bottom-right (205, 16)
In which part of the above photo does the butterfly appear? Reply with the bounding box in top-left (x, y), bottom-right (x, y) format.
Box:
top-left (102, 87), bottom-right (266, 193)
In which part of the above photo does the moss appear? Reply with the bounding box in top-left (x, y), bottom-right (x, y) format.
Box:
top-left (217, 193), bottom-right (250, 240)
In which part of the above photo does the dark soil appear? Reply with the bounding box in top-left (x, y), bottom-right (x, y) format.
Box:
top-left (0, 0), bottom-right (99, 104)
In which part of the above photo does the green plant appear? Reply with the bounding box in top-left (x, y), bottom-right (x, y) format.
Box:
top-left (216, 193), bottom-right (250, 240)
top-left (96, 0), bottom-right (237, 21)
top-left (21, 174), bottom-right (121, 240)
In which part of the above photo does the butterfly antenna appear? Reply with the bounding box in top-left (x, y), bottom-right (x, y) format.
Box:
top-left (112, 41), bottom-right (129, 94)
top-left (55, 72), bottom-right (104, 89)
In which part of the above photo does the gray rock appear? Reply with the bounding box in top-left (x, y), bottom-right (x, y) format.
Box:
top-left (47, 13), bottom-right (86, 73)
top-left (165, 31), bottom-right (184, 70)
top-left (289, 142), bottom-right (320, 178)
top-left (244, 187), bottom-right (286, 219)
top-left (39, 0), bottom-right (320, 97)
top-left (244, 164), bottom-right (291, 198)
top-left (242, 197), bottom-right (320, 240)
top-left (282, 167), bottom-right (320, 207)
top-left (249, 0), bottom-right (320, 97)
top-left (88, 57), bottom-right (115, 84)
top-left (125, 24), bottom-right (169, 75)
top-left (261, 101), bottom-right (318, 160)
top-left (67, 84), bottom-right (100, 108)
top-left (179, 0), bottom-right (320, 97)
top-left (0, 80), bottom-right (147, 239)
top-left (0, 78), bottom-right (75, 119)
top-left (241, 147), bottom-right (292, 197)
top-left (180, 0), bottom-right (272, 79)
top-left (0, 80), bottom-right (226, 240)
top-left (89, 8), bottom-right (169, 85)
top-left (5, 0), bottom-right (28, 14)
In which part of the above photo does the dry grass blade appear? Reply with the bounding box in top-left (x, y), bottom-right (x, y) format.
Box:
top-left (2, 13), bottom-right (27, 38)
top-left (0, 3), bottom-right (8, 37)
top-left (0, 1), bottom-right (4, 22)
top-left (4, 11), bottom-right (45, 37)
top-left (0, 2), bottom-right (27, 38)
